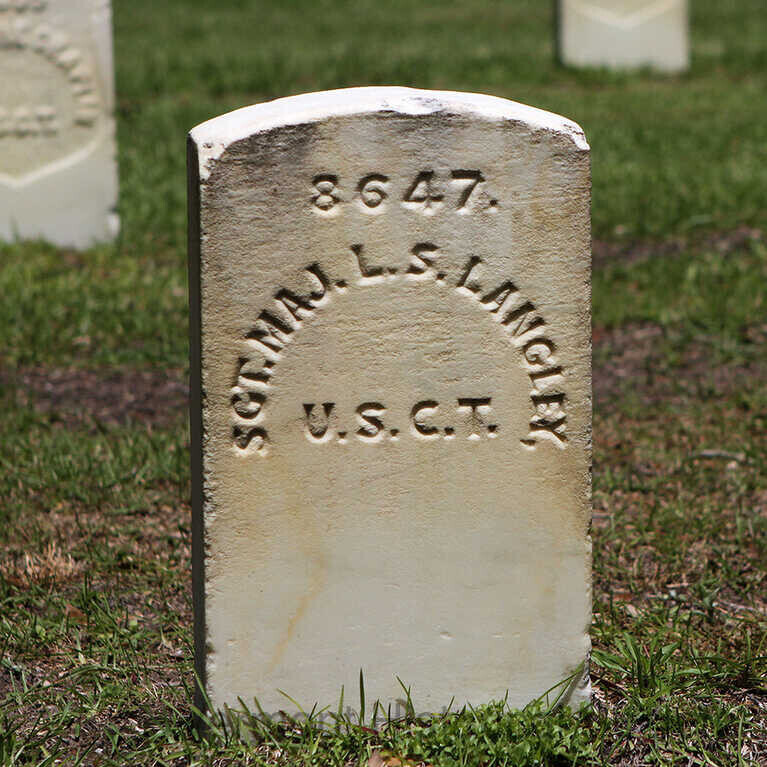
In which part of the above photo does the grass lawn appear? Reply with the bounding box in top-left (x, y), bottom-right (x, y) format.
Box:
top-left (1, 0), bottom-right (766, 764)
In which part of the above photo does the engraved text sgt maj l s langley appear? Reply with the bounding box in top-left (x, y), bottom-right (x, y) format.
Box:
top-left (229, 168), bottom-right (569, 456)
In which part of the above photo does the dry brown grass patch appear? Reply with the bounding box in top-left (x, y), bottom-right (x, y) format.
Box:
top-left (0, 541), bottom-right (84, 588)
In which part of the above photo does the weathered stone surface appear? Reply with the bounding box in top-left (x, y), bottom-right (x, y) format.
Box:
top-left (0, 0), bottom-right (119, 247)
top-left (188, 87), bottom-right (592, 718)
top-left (558, 0), bottom-right (689, 72)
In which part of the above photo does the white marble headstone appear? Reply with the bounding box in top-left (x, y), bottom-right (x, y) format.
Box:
top-left (0, 0), bottom-right (119, 247)
top-left (188, 87), bottom-right (592, 719)
top-left (558, 0), bottom-right (689, 73)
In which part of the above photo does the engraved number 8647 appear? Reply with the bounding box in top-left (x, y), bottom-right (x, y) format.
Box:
top-left (311, 170), bottom-right (495, 215)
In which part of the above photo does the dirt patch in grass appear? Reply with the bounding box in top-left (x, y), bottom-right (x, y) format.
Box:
top-left (591, 324), bottom-right (767, 634)
top-left (592, 225), bottom-right (763, 269)
top-left (588, 342), bottom-right (767, 761)
top-left (1, 366), bottom-right (187, 429)
top-left (593, 321), bottom-right (767, 409)
top-left (0, 498), bottom-right (192, 714)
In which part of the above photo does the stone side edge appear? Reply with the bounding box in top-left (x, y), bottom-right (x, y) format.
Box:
top-left (188, 87), bottom-right (589, 181)
top-left (186, 134), bottom-right (207, 714)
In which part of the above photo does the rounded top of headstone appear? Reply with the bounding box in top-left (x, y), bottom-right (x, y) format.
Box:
top-left (189, 87), bottom-right (588, 180)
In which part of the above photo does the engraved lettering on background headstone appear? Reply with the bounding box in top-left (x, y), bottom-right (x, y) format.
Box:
top-left (0, 0), bottom-right (119, 247)
top-left (0, 3), bottom-right (102, 178)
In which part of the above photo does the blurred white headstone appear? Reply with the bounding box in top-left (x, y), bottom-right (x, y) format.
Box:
top-left (558, 0), bottom-right (689, 73)
top-left (0, 0), bottom-right (119, 247)
top-left (188, 87), bottom-right (592, 719)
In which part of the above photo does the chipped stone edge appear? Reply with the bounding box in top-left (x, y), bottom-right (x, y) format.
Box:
top-left (189, 87), bottom-right (589, 181)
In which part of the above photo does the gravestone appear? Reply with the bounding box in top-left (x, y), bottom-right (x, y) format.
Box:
top-left (557, 0), bottom-right (689, 73)
top-left (0, 0), bottom-right (119, 247)
top-left (188, 87), bottom-right (592, 719)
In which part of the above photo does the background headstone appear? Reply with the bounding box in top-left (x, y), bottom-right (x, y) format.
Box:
top-left (189, 87), bottom-right (592, 718)
top-left (0, 0), bottom-right (119, 247)
top-left (557, 0), bottom-right (689, 73)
